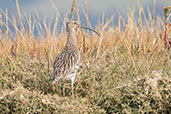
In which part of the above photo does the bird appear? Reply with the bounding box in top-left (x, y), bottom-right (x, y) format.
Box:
top-left (51, 20), bottom-right (100, 98)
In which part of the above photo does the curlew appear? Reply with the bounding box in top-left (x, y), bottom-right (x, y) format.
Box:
top-left (51, 20), bottom-right (100, 98)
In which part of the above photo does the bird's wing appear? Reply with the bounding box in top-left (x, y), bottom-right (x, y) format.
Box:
top-left (52, 50), bottom-right (80, 81)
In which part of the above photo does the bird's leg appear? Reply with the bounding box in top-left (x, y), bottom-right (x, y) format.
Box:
top-left (62, 80), bottom-right (65, 97)
top-left (71, 80), bottom-right (74, 99)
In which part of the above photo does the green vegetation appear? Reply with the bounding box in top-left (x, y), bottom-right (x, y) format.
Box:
top-left (0, 0), bottom-right (171, 113)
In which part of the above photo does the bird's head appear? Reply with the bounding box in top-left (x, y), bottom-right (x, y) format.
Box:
top-left (66, 20), bottom-right (100, 36)
top-left (66, 21), bottom-right (80, 33)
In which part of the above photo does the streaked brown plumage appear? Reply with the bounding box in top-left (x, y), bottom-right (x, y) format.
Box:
top-left (51, 20), bottom-right (99, 98)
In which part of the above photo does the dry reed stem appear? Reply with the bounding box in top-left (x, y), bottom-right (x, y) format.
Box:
top-left (0, 9), bottom-right (24, 39)
top-left (52, 17), bottom-right (58, 37)
top-left (0, 9), bottom-right (4, 48)
top-left (131, 0), bottom-right (133, 10)
top-left (16, 0), bottom-right (23, 30)
top-left (11, 41), bottom-right (17, 57)
top-left (153, 0), bottom-right (156, 26)
top-left (137, 0), bottom-right (142, 29)
top-left (50, 0), bottom-right (65, 27)
top-left (74, 2), bottom-right (80, 23)
top-left (142, 9), bottom-right (149, 30)
top-left (96, 13), bottom-right (105, 58)
top-left (0, 9), bottom-right (4, 37)
top-left (5, 9), bottom-right (8, 39)
top-left (85, 0), bottom-right (88, 29)
top-left (70, 0), bottom-right (76, 20)
top-left (29, 15), bottom-right (32, 39)
top-left (82, 0), bottom-right (89, 54)
top-left (43, 19), bottom-right (50, 39)
top-left (12, 16), bottom-right (18, 36)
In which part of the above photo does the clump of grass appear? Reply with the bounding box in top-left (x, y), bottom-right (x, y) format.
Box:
top-left (0, 0), bottom-right (171, 113)
top-left (0, 85), bottom-right (105, 113)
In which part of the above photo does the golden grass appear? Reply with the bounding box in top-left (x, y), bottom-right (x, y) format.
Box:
top-left (0, 0), bottom-right (171, 113)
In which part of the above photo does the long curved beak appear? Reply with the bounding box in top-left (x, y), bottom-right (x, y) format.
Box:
top-left (80, 26), bottom-right (100, 36)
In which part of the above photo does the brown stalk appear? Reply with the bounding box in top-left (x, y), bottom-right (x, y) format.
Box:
top-left (16, 0), bottom-right (23, 30)
top-left (96, 13), bottom-right (105, 58)
top-left (0, 9), bottom-right (4, 38)
top-left (11, 42), bottom-right (17, 57)
top-left (29, 15), bottom-right (32, 39)
top-left (13, 16), bottom-right (18, 36)
top-left (5, 8), bottom-right (8, 39)
top-left (152, 0), bottom-right (156, 26)
top-left (50, 0), bottom-right (64, 27)
top-left (70, 0), bottom-right (76, 20)
top-left (85, 0), bottom-right (88, 28)
top-left (52, 17), bottom-right (58, 37)
top-left (142, 9), bottom-right (149, 30)
top-left (82, 0), bottom-right (88, 54)
top-left (0, 9), bottom-right (4, 48)
top-left (74, 2), bottom-right (79, 23)
top-left (137, 0), bottom-right (142, 29)
top-left (131, 0), bottom-right (133, 10)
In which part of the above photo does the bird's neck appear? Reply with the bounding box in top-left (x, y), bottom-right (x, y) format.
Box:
top-left (66, 31), bottom-right (77, 48)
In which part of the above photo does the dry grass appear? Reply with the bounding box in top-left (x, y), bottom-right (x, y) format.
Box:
top-left (0, 1), bottom-right (171, 114)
